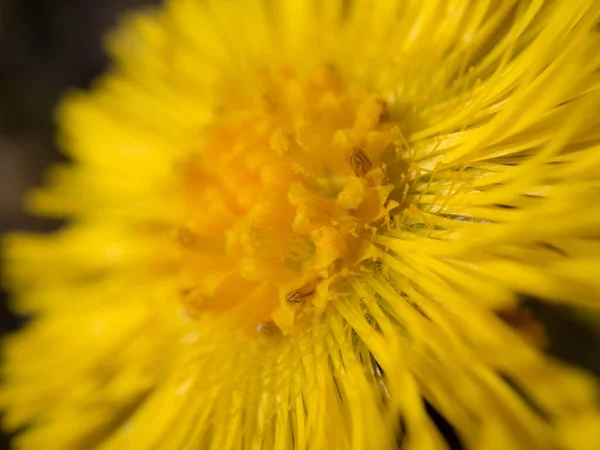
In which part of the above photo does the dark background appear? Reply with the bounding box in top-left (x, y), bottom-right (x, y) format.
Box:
top-left (0, 0), bottom-right (158, 237)
top-left (0, 1), bottom-right (598, 449)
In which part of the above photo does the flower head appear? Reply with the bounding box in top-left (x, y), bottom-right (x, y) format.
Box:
top-left (3, 0), bottom-right (600, 449)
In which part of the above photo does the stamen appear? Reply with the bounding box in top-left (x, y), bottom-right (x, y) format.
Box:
top-left (348, 148), bottom-right (373, 177)
top-left (286, 284), bottom-right (316, 305)
top-left (176, 227), bottom-right (197, 248)
top-left (257, 321), bottom-right (280, 336)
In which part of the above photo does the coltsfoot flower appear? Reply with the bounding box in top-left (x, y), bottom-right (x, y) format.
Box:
top-left (2, 1), bottom-right (600, 449)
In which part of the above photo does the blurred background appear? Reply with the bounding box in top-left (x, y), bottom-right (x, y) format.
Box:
top-left (0, 0), bottom-right (159, 315)
top-left (0, 1), bottom-right (599, 449)
top-left (0, 1), bottom-right (157, 447)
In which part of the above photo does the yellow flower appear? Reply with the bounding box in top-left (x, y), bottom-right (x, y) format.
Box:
top-left (2, 0), bottom-right (600, 448)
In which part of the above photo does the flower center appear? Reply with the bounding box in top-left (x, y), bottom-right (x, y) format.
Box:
top-left (172, 66), bottom-right (406, 335)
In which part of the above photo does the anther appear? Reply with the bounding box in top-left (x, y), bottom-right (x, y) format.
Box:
top-left (176, 227), bottom-right (197, 248)
top-left (285, 285), bottom-right (315, 305)
top-left (257, 321), bottom-right (280, 336)
top-left (348, 148), bottom-right (372, 177)
top-left (376, 98), bottom-right (389, 122)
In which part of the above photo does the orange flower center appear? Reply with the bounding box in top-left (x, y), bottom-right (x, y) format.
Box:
top-left (169, 66), bottom-right (407, 334)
